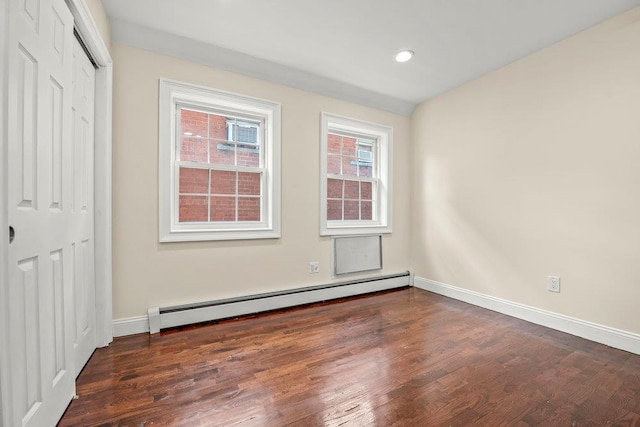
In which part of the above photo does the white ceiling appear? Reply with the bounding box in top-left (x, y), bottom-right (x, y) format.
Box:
top-left (102, 0), bottom-right (640, 115)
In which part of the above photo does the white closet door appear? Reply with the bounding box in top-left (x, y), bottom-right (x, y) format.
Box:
top-left (6, 0), bottom-right (76, 425)
top-left (71, 36), bottom-right (96, 377)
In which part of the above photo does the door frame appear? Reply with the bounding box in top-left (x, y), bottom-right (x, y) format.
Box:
top-left (0, 1), bottom-right (112, 424)
top-left (65, 0), bottom-right (113, 349)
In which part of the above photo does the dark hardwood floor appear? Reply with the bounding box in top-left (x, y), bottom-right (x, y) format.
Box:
top-left (58, 287), bottom-right (640, 426)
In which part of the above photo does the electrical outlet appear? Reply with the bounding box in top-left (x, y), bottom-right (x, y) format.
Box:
top-left (548, 276), bottom-right (560, 293)
top-left (309, 261), bottom-right (320, 274)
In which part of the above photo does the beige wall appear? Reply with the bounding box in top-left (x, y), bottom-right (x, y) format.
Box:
top-left (112, 44), bottom-right (411, 319)
top-left (411, 8), bottom-right (640, 334)
top-left (84, 0), bottom-right (111, 49)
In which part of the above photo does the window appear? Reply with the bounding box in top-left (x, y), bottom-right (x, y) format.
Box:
top-left (159, 79), bottom-right (281, 242)
top-left (320, 113), bottom-right (393, 236)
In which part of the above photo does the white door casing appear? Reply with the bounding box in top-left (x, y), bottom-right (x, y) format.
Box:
top-left (71, 36), bottom-right (96, 377)
top-left (6, 0), bottom-right (76, 425)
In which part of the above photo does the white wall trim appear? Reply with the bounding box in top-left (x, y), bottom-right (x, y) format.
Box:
top-left (66, 0), bottom-right (113, 347)
top-left (414, 277), bottom-right (640, 356)
top-left (109, 18), bottom-right (415, 117)
top-left (113, 316), bottom-right (150, 337)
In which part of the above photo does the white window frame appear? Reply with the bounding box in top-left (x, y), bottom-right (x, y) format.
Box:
top-left (320, 113), bottom-right (393, 236)
top-left (159, 79), bottom-right (281, 242)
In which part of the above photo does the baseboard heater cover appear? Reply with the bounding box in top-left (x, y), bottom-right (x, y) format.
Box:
top-left (147, 271), bottom-right (410, 334)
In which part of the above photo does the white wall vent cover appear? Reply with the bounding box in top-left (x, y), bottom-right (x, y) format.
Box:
top-left (333, 235), bottom-right (382, 275)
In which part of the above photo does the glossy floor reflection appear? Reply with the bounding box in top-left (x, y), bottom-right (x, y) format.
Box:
top-left (59, 288), bottom-right (640, 426)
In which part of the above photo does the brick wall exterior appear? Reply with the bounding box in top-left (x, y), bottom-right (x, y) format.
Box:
top-left (178, 109), bottom-right (261, 222)
top-left (326, 133), bottom-right (374, 221)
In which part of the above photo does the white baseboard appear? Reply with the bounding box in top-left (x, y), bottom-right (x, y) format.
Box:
top-left (112, 316), bottom-right (149, 337)
top-left (414, 277), bottom-right (640, 355)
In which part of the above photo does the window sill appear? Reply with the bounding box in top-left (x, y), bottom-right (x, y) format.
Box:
top-left (160, 227), bottom-right (280, 242)
top-left (320, 223), bottom-right (392, 237)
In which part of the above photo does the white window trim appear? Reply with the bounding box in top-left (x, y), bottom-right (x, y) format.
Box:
top-left (320, 113), bottom-right (393, 236)
top-left (159, 79), bottom-right (281, 242)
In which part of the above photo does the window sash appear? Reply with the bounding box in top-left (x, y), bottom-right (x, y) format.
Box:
top-left (175, 105), bottom-right (266, 226)
top-left (327, 132), bottom-right (379, 179)
top-left (326, 178), bottom-right (379, 223)
top-left (174, 162), bottom-right (266, 224)
top-left (326, 131), bottom-right (380, 224)
top-left (176, 107), bottom-right (265, 166)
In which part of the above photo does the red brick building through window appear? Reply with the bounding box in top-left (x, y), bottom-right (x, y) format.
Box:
top-left (326, 133), bottom-right (375, 221)
top-left (177, 108), bottom-right (262, 223)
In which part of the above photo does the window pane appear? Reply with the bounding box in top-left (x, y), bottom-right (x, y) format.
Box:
top-left (238, 197), bottom-right (260, 221)
top-left (209, 141), bottom-right (235, 165)
top-left (210, 196), bottom-right (236, 221)
top-left (361, 181), bottom-right (372, 201)
top-left (237, 146), bottom-right (260, 167)
top-left (327, 199), bottom-right (342, 221)
top-left (357, 142), bottom-right (373, 160)
top-left (342, 136), bottom-right (356, 156)
top-left (344, 180), bottom-right (359, 200)
top-left (208, 113), bottom-right (236, 165)
top-left (181, 109), bottom-right (208, 138)
top-left (327, 133), bottom-right (341, 155)
top-left (181, 137), bottom-right (208, 163)
top-left (208, 113), bottom-right (228, 141)
top-left (327, 154), bottom-right (341, 175)
top-left (179, 167), bottom-right (208, 194)
top-left (342, 156), bottom-right (357, 177)
top-left (179, 195), bottom-right (208, 222)
top-left (358, 164), bottom-right (373, 178)
top-left (357, 143), bottom-right (374, 177)
top-left (325, 134), bottom-right (377, 222)
top-left (225, 117), bottom-right (236, 142)
top-left (327, 178), bottom-right (343, 198)
top-left (210, 170), bottom-right (236, 195)
top-left (238, 172), bottom-right (261, 196)
top-left (361, 201), bottom-right (372, 220)
top-left (344, 200), bottom-right (359, 220)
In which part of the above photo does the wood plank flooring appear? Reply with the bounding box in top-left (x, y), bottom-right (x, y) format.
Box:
top-left (58, 288), bottom-right (640, 426)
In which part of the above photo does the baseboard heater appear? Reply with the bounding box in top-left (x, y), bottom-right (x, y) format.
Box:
top-left (147, 271), bottom-right (411, 334)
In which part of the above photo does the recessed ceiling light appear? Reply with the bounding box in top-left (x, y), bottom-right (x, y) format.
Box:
top-left (395, 50), bottom-right (414, 63)
top-left (184, 132), bottom-right (193, 136)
